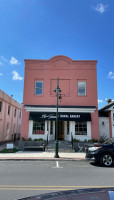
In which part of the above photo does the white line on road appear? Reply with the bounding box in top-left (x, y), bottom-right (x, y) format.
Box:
top-left (52, 161), bottom-right (63, 168)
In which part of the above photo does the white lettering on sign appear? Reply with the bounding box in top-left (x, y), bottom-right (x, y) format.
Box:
top-left (60, 115), bottom-right (69, 118)
top-left (41, 114), bottom-right (48, 119)
top-left (49, 115), bottom-right (56, 119)
top-left (70, 115), bottom-right (80, 118)
top-left (41, 114), bottom-right (56, 119)
top-left (40, 114), bottom-right (81, 119)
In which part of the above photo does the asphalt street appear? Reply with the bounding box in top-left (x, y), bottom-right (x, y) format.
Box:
top-left (0, 160), bottom-right (114, 200)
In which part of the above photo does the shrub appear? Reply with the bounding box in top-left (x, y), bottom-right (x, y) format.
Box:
top-left (22, 137), bottom-right (26, 141)
top-left (84, 139), bottom-right (88, 143)
top-left (0, 148), bottom-right (18, 153)
top-left (34, 138), bottom-right (44, 141)
top-left (73, 139), bottom-right (80, 142)
top-left (99, 134), bottom-right (108, 143)
top-left (28, 137), bottom-right (32, 141)
top-left (88, 138), bottom-right (99, 143)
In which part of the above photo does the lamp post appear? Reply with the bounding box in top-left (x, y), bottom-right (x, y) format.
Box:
top-left (54, 77), bottom-right (61, 158)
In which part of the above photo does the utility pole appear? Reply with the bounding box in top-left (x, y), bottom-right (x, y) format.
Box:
top-left (54, 77), bottom-right (61, 158)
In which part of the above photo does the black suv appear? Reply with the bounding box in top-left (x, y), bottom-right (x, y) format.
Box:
top-left (86, 138), bottom-right (114, 167)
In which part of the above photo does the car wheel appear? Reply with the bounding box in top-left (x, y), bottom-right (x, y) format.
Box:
top-left (100, 153), bottom-right (113, 167)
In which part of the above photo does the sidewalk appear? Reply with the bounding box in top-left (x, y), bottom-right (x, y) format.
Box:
top-left (0, 142), bottom-right (86, 161)
top-left (0, 151), bottom-right (86, 161)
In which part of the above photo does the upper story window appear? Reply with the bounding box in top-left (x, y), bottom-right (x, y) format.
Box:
top-left (19, 111), bottom-right (21, 119)
top-left (35, 81), bottom-right (43, 95)
top-left (78, 81), bottom-right (86, 96)
top-left (0, 101), bottom-right (2, 112)
top-left (8, 105), bottom-right (10, 115)
top-left (14, 109), bottom-right (16, 117)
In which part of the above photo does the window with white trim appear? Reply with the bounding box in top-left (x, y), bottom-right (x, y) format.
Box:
top-left (75, 121), bottom-right (87, 135)
top-left (33, 121), bottom-right (45, 135)
top-left (78, 81), bottom-right (86, 96)
top-left (35, 81), bottom-right (43, 95)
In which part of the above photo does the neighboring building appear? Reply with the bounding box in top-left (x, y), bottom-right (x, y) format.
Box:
top-left (99, 100), bottom-right (114, 139)
top-left (21, 55), bottom-right (99, 141)
top-left (0, 89), bottom-right (22, 142)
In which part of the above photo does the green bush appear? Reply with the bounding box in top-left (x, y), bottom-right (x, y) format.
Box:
top-left (83, 139), bottom-right (88, 143)
top-left (22, 137), bottom-right (26, 141)
top-left (34, 138), bottom-right (44, 141)
top-left (88, 138), bottom-right (99, 143)
top-left (99, 135), bottom-right (108, 143)
top-left (0, 148), bottom-right (18, 153)
top-left (73, 139), bottom-right (80, 142)
top-left (28, 137), bottom-right (32, 141)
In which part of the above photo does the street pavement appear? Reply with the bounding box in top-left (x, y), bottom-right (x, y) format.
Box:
top-left (0, 160), bottom-right (114, 200)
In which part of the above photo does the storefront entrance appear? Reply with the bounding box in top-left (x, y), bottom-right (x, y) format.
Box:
top-left (58, 121), bottom-right (64, 140)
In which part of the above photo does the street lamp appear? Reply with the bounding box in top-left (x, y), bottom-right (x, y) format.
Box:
top-left (54, 77), bottom-right (62, 158)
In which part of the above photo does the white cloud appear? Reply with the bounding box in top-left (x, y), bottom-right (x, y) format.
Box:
top-left (12, 71), bottom-right (23, 80)
top-left (108, 71), bottom-right (114, 79)
top-left (0, 61), bottom-right (3, 66)
top-left (98, 99), bottom-right (103, 104)
top-left (0, 73), bottom-right (3, 76)
top-left (10, 57), bottom-right (21, 65)
top-left (0, 56), bottom-right (9, 63)
top-left (93, 3), bottom-right (108, 14)
top-left (0, 56), bottom-right (21, 65)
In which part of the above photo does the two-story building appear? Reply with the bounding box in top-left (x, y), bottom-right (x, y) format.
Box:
top-left (0, 89), bottom-right (22, 142)
top-left (21, 55), bottom-right (99, 141)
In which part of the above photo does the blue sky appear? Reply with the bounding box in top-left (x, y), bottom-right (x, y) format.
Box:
top-left (0, 0), bottom-right (114, 108)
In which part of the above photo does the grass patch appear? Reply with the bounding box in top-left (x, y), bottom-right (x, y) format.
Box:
top-left (0, 148), bottom-right (18, 153)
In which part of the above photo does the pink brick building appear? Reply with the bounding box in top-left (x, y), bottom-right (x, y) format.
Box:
top-left (21, 55), bottom-right (99, 141)
top-left (0, 89), bottom-right (22, 142)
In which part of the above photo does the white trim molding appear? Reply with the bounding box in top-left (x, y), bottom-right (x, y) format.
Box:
top-left (24, 106), bottom-right (96, 113)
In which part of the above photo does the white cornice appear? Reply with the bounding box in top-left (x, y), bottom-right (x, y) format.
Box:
top-left (24, 106), bottom-right (96, 113)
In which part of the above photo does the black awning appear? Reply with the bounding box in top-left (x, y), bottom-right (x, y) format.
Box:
top-left (29, 112), bottom-right (91, 121)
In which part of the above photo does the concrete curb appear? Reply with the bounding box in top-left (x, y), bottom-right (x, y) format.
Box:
top-left (0, 157), bottom-right (86, 161)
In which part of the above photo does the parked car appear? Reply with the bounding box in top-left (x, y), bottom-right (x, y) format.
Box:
top-left (86, 138), bottom-right (114, 167)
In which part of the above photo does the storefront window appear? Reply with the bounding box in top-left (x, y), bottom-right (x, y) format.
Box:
top-left (33, 121), bottom-right (45, 134)
top-left (67, 121), bottom-right (70, 135)
top-left (50, 121), bottom-right (53, 135)
top-left (75, 121), bottom-right (87, 135)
